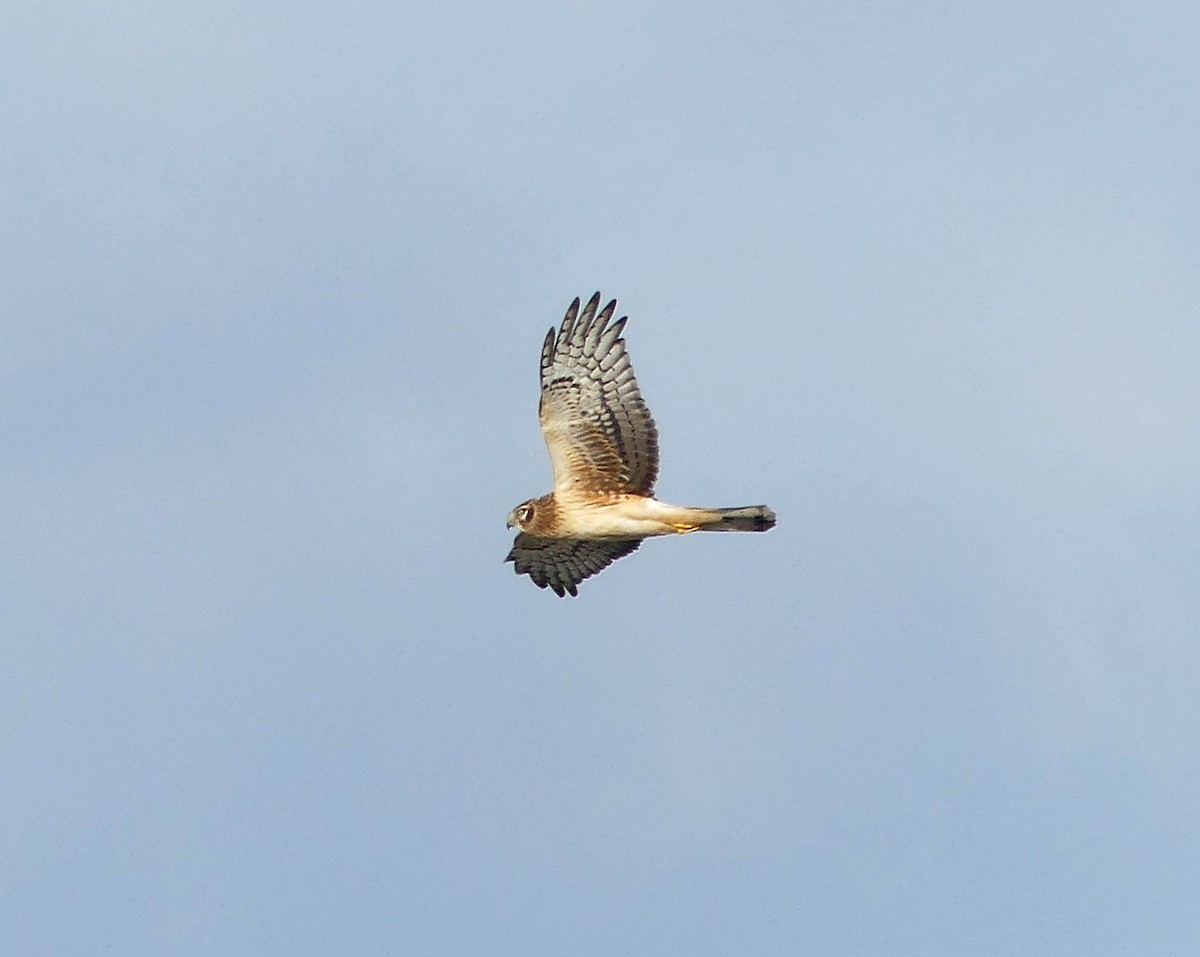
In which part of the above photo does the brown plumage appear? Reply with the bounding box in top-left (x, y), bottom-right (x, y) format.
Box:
top-left (506, 293), bottom-right (776, 597)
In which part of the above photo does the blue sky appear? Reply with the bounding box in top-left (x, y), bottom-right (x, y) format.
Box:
top-left (4, 1), bottom-right (1199, 953)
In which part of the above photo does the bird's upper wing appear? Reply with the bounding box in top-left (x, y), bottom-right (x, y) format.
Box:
top-left (505, 534), bottom-right (642, 597)
top-left (538, 293), bottom-right (659, 496)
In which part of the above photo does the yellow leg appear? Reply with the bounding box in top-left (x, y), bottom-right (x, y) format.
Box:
top-left (672, 523), bottom-right (700, 534)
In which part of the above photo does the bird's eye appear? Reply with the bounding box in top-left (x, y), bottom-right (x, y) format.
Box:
top-left (520, 505), bottom-right (534, 522)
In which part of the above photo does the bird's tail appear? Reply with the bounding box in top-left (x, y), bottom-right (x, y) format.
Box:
top-left (693, 505), bottom-right (777, 532)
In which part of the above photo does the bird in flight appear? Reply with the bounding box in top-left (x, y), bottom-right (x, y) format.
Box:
top-left (506, 292), bottom-right (776, 597)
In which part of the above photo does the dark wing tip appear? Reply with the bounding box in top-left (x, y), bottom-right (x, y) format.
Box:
top-left (552, 575), bottom-right (578, 597)
top-left (540, 326), bottom-right (557, 375)
top-left (578, 292), bottom-right (601, 331)
top-left (557, 297), bottom-right (582, 346)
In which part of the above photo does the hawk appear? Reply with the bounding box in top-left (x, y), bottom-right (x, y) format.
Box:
top-left (506, 292), bottom-right (776, 597)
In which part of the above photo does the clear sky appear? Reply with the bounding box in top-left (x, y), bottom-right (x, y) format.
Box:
top-left (4, 1), bottom-right (1199, 953)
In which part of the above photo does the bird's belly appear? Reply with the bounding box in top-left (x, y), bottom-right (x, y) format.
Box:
top-left (557, 496), bottom-right (679, 539)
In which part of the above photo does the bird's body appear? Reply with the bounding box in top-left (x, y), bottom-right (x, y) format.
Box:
top-left (506, 293), bottom-right (776, 596)
top-left (513, 492), bottom-right (775, 540)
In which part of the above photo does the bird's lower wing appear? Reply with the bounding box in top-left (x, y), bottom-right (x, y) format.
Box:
top-left (505, 534), bottom-right (642, 597)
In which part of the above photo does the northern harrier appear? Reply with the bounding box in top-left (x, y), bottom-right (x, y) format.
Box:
top-left (506, 292), bottom-right (776, 597)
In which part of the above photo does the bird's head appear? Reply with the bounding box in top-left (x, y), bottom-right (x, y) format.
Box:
top-left (506, 499), bottom-right (538, 531)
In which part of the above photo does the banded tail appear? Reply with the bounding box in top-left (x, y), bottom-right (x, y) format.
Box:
top-left (695, 505), bottom-right (777, 532)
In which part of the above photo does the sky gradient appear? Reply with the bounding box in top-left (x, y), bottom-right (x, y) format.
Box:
top-left (4, 1), bottom-right (1199, 953)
